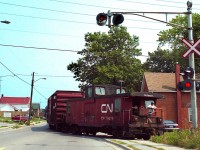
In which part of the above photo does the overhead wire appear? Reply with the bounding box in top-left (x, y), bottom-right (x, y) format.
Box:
top-left (0, 60), bottom-right (49, 100)
top-left (0, 43), bottom-right (79, 52)
top-left (0, 0), bottom-right (186, 41)
top-left (0, 60), bottom-right (31, 85)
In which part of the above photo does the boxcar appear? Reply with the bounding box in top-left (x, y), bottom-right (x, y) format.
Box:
top-left (46, 90), bottom-right (83, 130)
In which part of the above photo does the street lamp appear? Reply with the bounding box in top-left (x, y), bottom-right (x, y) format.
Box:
top-left (28, 72), bottom-right (46, 125)
top-left (0, 20), bottom-right (11, 24)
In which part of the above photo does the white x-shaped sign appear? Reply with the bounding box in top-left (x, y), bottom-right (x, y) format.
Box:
top-left (182, 38), bottom-right (200, 58)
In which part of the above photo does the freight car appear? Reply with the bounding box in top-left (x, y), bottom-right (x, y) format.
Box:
top-left (46, 90), bottom-right (84, 130)
top-left (47, 85), bottom-right (164, 140)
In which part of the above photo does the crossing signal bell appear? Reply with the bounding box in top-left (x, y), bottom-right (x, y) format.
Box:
top-left (178, 67), bottom-right (194, 91)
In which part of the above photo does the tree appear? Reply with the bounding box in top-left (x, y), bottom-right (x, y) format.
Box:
top-left (67, 26), bottom-right (143, 91)
top-left (144, 13), bottom-right (200, 72)
top-left (143, 49), bottom-right (175, 73)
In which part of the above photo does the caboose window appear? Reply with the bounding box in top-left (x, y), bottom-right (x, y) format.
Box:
top-left (95, 87), bottom-right (105, 95)
top-left (116, 88), bottom-right (125, 94)
top-left (87, 87), bottom-right (93, 97)
top-left (114, 98), bottom-right (121, 112)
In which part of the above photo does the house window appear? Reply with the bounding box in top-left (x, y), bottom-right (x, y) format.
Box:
top-left (188, 107), bottom-right (192, 122)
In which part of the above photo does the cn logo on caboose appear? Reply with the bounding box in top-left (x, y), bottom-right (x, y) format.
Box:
top-left (101, 104), bottom-right (113, 113)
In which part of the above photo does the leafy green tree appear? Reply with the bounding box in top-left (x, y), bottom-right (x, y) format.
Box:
top-left (144, 13), bottom-right (200, 72)
top-left (143, 49), bottom-right (175, 73)
top-left (67, 26), bottom-right (143, 91)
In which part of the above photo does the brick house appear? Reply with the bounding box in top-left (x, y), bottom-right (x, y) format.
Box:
top-left (141, 64), bottom-right (200, 129)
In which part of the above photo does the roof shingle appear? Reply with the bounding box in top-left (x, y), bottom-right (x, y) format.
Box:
top-left (0, 96), bottom-right (30, 104)
top-left (143, 72), bottom-right (176, 92)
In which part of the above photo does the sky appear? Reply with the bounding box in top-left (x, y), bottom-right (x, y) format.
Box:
top-left (0, 0), bottom-right (200, 109)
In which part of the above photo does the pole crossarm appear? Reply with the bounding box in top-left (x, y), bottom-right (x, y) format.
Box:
top-left (112, 11), bottom-right (189, 15)
top-left (110, 11), bottom-right (189, 29)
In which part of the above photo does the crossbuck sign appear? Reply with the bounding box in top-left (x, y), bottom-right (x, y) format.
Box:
top-left (182, 38), bottom-right (200, 58)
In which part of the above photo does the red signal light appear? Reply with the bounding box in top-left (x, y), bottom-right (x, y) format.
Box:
top-left (185, 82), bottom-right (192, 88)
top-left (99, 16), bottom-right (106, 21)
top-left (96, 13), bottom-right (107, 26)
top-left (178, 79), bottom-right (193, 91)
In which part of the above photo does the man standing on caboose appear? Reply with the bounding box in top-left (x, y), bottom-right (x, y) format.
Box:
top-left (147, 102), bottom-right (157, 116)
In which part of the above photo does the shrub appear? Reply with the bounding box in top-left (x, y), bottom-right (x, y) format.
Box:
top-left (151, 130), bottom-right (200, 149)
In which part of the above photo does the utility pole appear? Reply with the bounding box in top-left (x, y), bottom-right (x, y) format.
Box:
top-left (28, 72), bottom-right (34, 125)
top-left (187, 1), bottom-right (198, 128)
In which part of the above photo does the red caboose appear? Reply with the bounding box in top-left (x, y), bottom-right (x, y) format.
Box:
top-left (61, 85), bottom-right (164, 140)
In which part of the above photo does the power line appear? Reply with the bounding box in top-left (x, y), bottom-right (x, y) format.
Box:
top-left (0, 12), bottom-right (164, 25)
top-left (0, 28), bottom-right (84, 37)
top-left (16, 74), bottom-right (74, 78)
top-left (154, 0), bottom-right (200, 6)
top-left (48, 0), bottom-right (138, 11)
top-left (0, 60), bottom-right (31, 85)
top-left (0, 61), bottom-right (48, 100)
top-left (34, 87), bottom-right (47, 99)
top-left (115, 0), bottom-right (200, 10)
top-left (49, 0), bottom-right (200, 11)
top-left (0, 12), bottom-right (94, 25)
top-left (0, 43), bottom-right (79, 52)
top-left (0, 2), bottom-right (94, 16)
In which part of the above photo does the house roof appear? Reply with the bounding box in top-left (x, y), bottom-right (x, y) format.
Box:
top-left (0, 96), bottom-right (30, 104)
top-left (142, 72), bottom-right (176, 92)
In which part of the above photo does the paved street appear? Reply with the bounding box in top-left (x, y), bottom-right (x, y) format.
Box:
top-left (0, 123), bottom-right (125, 150)
top-left (0, 123), bottom-right (189, 150)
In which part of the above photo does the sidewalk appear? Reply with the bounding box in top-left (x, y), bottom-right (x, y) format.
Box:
top-left (0, 122), bottom-right (14, 128)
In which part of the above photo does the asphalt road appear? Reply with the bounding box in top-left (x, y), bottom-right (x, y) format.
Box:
top-left (0, 123), bottom-right (125, 150)
top-left (0, 122), bottom-right (188, 150)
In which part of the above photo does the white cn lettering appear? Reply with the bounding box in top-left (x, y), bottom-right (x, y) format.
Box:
top-left (101, 104), bottom-right (113, 113)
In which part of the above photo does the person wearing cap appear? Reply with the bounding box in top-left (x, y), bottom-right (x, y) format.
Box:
top-left (147, 102), bottom-right (157, 116)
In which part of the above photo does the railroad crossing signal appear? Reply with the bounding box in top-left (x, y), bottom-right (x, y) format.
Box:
top-left (178, 79), bottom-right (193, 91)
top-left (96, 12), bottom-right (124, 27)
top-left (178, 67), bottom-right (194, 91)
top-left (96, 13), bottom-right (107, 26)
top-left (182, 38), bottom-right (200, 58)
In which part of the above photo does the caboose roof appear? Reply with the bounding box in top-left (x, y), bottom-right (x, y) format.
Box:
top-left (130, 92), bottom-right (164, 99)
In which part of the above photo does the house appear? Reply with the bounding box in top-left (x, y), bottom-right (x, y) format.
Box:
top-left (141, 63), bottom-right (200, 129)
top-left (0, 96), bottom-right (30, 117)
top-left (32, 103), bottom-right (40, 117)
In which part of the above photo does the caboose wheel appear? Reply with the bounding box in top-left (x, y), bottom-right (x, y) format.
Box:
top-left (142, 134), bottom-right (151, 140)
top-left (113, 130), bottom-right (123, 139)
top-left (92, 132), bottom-right (96, 136)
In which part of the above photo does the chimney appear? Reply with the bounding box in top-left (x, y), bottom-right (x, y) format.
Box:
top-left (175, 62), bottom-right (182, 128)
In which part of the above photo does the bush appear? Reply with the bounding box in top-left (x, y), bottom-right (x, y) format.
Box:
top-left (151, 130), bottom-right (200, 149)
